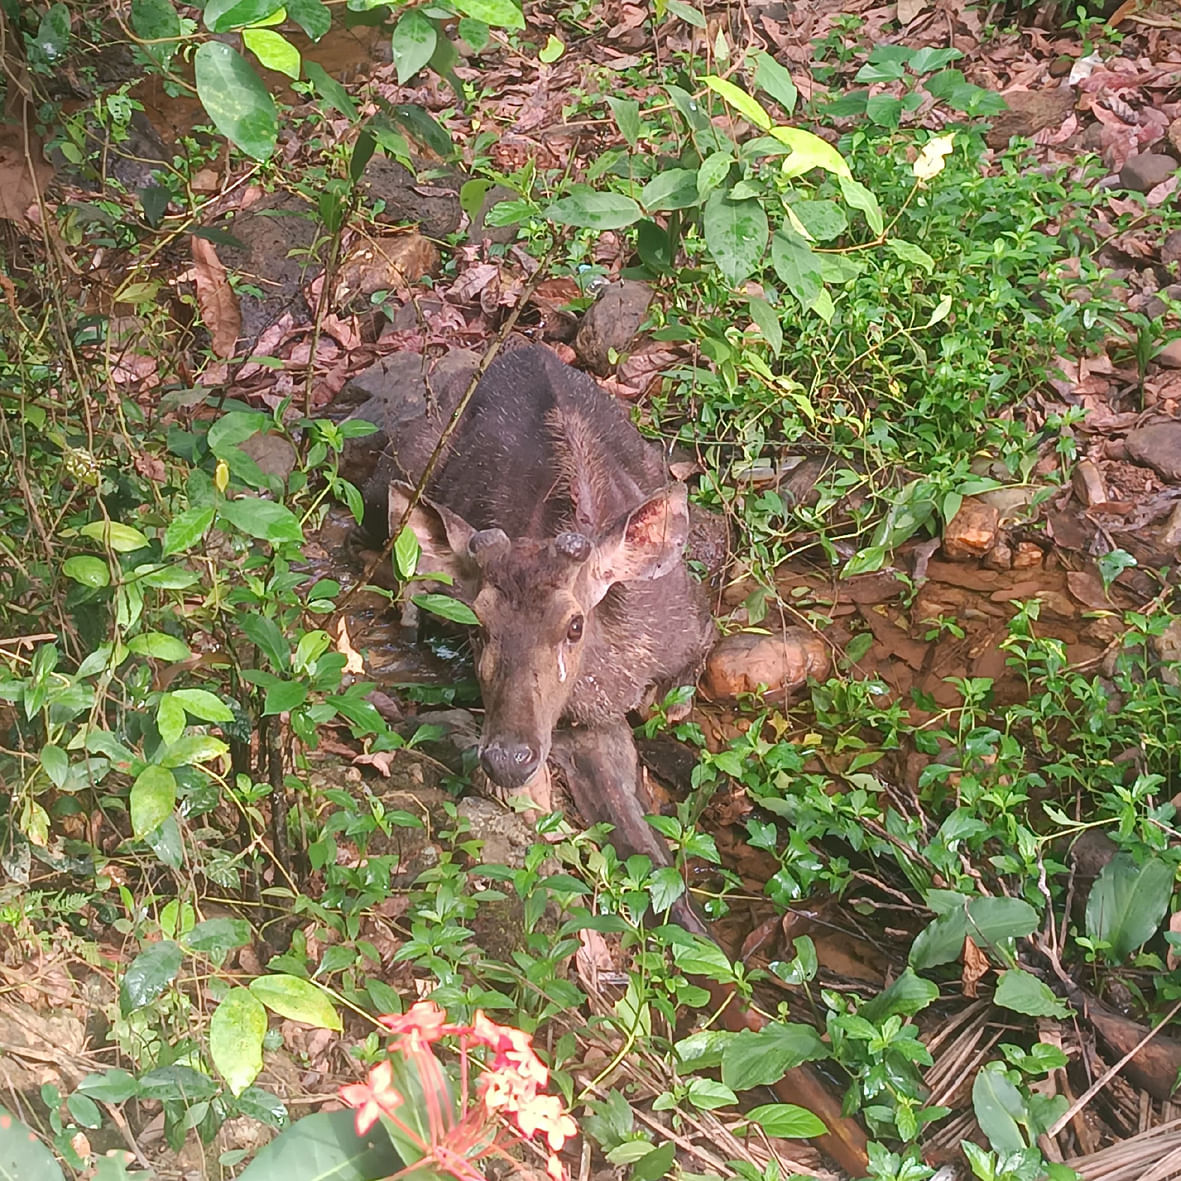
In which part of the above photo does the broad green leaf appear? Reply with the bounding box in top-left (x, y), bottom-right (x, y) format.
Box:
top-left (838, 176), bottom-right (883, 235)
top-left (538, 34), bottom-right (564, 62)
top-left (414, 593), bottom-right (480, 626)
top-left (120, 940), bottom-right (182, 1013)
top-left (392, 10), bottom-right (437, 84)
top-left (747, 295), bottom-right (783, 357)
top-left (866, 94), bottom-right (903, 129)
top-left (696, 149), bottom-right (733, 198)
top-left (789, 199), bottom-right (847, 242)
top-left (640, 168), bottom-right (700, 211)
top-left (79, 520), bottom-right (151, 552)
top-left (753, 51), bottom-right (797, 114)
top-left (0, 1106), bottom-right (65, 1181)
top-left (910, 895), bottom-right (1038, 970)
top-left (186, 916), bottom-right (253, 954)
top-left (885, 237), bottom-right (935, 273)
top-left (157, 692), bottom-right (187, 746)
top-left (62, 555), bottom-right (109, 588)
top-left (972, 1064), bottom-right (1028, 1154)
top-left (685, 1078), bottom-right (737, 1110)
top-left (127, 632), bottom-right (191, 660)
top-left (720, 1022), bottom-right (828, 1091)
top-left (629, 1142), bottom-right (676, 1181)
top-left (218, 498), bottom-right (303, 544)
top-left (249, 974), bottom-right (343, 1031)
top-left (236, 1110), bottom-right (402, 1180)
top-left (394, 524), bottom-right (421, 580)
top-left (136, 1064), bottom-right (218, 1102)
top-left (131, 0), bottom-right (181, 43)
top-left (204, 0), bottom-right (284, 31)
top-left (994, 969), bottom-right (1070, 1018)
top-left (452, 0), bottom-right (524, 29)
top-left (285, 0), bottom-right (331, 39)
top-left (77, 1069), bottom-right (140, 1103)
top-left (664, 0), bottom-right (706, 25)
top-left (703, 75), bottom-right (772, 131)
top-left (194, 41), bottom-right (278, 161)
top-left (65, 1092), bottom-right (101, 1130)
top-left (771, 228), bottom-right (822, 309)
top-left (305, 61), bottom-right (357, 118)
top-left (211, 988), bottom-right (267, 1095)
top-left (926, 293), bottom-right (953, 328)
top-left (703, 190), bottom-right (767, 286)
top-left (769, 126), bottom-right (851, 179)
top-left (745, 1103), bottom-right (827, 1138)
top-left (1085, 853), bottom-right (1174, 960)
top-left (545, 190), bottom-right (642, 230)
top-left (242, 28), bottom-right (301, 79)
top-left (241, 614), bottom-right (289, 669)
top-left (161, 506), bottom-right (215, 556)
top-left (263, 679), bottom-right (308, 716)
top-left (607, 96), bottom-right (641, 146)
top-left (40, 744), bottom-right (68, 788)
top-left (860, 967), bottom-right (939, 1023)
top-left (389, 103), bottom-right (454, 158)
top-left (130, 764), bottom-right (176, 837)
top-left (158, 734), bottom-right (229, 767)
top-left (171, 688), bottom-right (235, 724)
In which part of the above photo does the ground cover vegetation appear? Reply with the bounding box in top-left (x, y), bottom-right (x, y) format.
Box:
top-left (2, 0), bottom-right (1181, 1178)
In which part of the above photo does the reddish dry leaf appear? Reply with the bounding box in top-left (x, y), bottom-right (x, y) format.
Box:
top-left (962, 936), bottom-right (988, 998)
top-left (0, 123), bottom-right (54, 225)
top-left (190, 236), bottom-right (242, 359)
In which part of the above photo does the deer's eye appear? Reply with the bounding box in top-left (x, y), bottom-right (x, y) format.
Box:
top-left (566, 615), bottom-right (584, 643)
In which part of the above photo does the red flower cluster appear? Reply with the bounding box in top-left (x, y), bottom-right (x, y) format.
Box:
top-left (340, 1001), bottom-right (576, 1181)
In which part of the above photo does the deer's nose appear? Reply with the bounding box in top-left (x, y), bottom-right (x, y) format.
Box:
top-left (480, 740), bottom-right (542, 788)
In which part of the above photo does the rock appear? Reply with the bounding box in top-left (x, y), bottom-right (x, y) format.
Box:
top-left (1125, 421), bottom-right (1181, 482)
top-left (574, 280), bottom-right (655, 374)
top-left (1072, 458), bottom-right (1107, 506)
top-left (334, 234), bottom-right (440, 309)
top-left (358, 156), bottom-right (464, 237)
top-left (1119, 152), bottom-right (1177, 194)
top-left (1161, 501), bottom-right (1181, 550)
top-left (1162, 233), bottom-right (1181, 267)
top-left (1156, 339), bottom-right (1181, 369)
top-left (984, 88), bottom-right (1075, 149)
top-left (983, 540), bottom-right (1012, 570)
top-left (943, 497), bottom-right (1000, 559)
top-left (700, 628), bottom-right (830, 701)
top-left (1012, 541), bottom-right (1045, 568)
top-left (241, 432), bottom-right (297, 481)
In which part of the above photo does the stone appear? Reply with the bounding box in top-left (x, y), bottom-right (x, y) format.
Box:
top-left (1119, 152), bottom-right (1177, 194)
top-left (1125, 421), bottom-right (1181, 482)
top-left (943, 497), bottom-right (1000, 559)
top-left (1156, 340), bottom-right (1181, 369)
top-left (574, 280), bottom-right (655, 374)
top-left (700, 629), bottom-right (830, 701)
top-left (1012, 541), bottom-right (1045, 568)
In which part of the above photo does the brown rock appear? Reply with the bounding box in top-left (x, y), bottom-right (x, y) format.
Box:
top-left (983, 539), bottom-right (1013, 570)
top-left (574, 280), bottom-right (655, 374)
top-left (1162, 232), bottom-right (1181, 267)
top-left (1012, 541), bottom-right (1044, 568)
top-left (1072, 458), bottom-right (1107, 506)
top-left (943, 497), bottom-right (1000, 559)
top-left (1156, 339), bottom-right (1181, 369)
top-left (1119, 152), bottom-right (1177, 194)
top-left (335, 234), bottom-right (440, 307)
top-left (1125, 421), bottom-right (1181, 482)
top-left (984, 88), bottom-right (1075, 149)
top-left (700, 629), bottom-right (830, 701)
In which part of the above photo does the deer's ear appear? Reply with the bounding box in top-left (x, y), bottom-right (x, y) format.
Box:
top-left (388, 483), bottom-right (476, 585)
top-left (583, 484), bottom-right (689, 606)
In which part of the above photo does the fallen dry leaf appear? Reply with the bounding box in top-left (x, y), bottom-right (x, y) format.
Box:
top-left (190, 236), bottom-right (242, 359)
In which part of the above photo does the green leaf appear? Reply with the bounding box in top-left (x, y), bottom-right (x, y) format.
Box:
top-left (305, 61), bottom-right (357, 119)
top-left (204, 0), bottom-right (285, 31)
top-left (40, 743), bottom-right (68, 788)
top-left (994, 969), bottom-right (1070, 1018)
top-left (703, 75), bottom-right (772, 131)
top-left (910, 896), bottom-right (1039, 970)
top-left (684, 1078), bottom-right (737, 1110)
top-left (394, 524), bottom-right (421, 580)
top-left (838, 176), bottom-right (883, 235)
top-left (664, 0), bottom-right (706, 25)
top-left (545, 189), bottom-right (642, 230)
top-left (753, 51), bottom-right (797, 114)
top-left (130, 764), bottom-right (176, 837)
top-left (249, 974), bottom-right (342, 1031)
top-left (972, 1063), bottom-right (1028, 1154)
top-left (389, 103), bottom-right (453, 158)
top-left (884, 237), bottom-right (935, 273)
top-left (703, 190), bottom-right (767, 286)
top-left (161, 506), bottom-right (215, 556)
top-left (285, 0), bottom-right (331, 40)
top-left (242, 28), bottom-right (301, 79)
top-left (0, 1106), bottom-right (65, 1181)
top-left (211, 988), bottom-right (267, 1095)
top-left (218, 498), bottom-right (304, 544)
top-left (127, 631), bottom-right (191, 660)
top-left (62, 555), bottom-right (110, 588)
top-left (263, 679), bottom-right (308, 716)
top-left (131, 0), bottom-right (181, 44)
top-left (866, 94), bottom-right (903, 129)
top-left (392, 10), bottom-right (437, 84)
top-left (76, 1069), bottom-right (140, 1103)
top-left (452, 0), bottom-right (524, 29)
top-left (120, 940), bottom-right (183, 1014)
top-left (629, 1141), bottom-right (676, 1181)
top-left (136, 1064), bottom-right (218, 1102)
top-left (860, 967), bottom-right (938, 1023)
top-left (789, 199), bottom-right (847, 242)
top-left (171, 688), bottom-right (235, 724)
top-left (720, 1023), bottom-right (828, 1091)
top-left (747, 295), bottom-right (782, 357)
top-left (744, 1103), bottom-right (827, 1138)
top-left (538, 34), bottom-right (564, 62)
top-left (237, 1110), bottom-right (403, 1180)
top-left (607, 96), bottom-right (641, 146)
top-left (79, 520), bottom-right (151, 553)
top-left (157, 693), bottom-right (187, 746)
top-left (640, 168), bottom-right (700, 212)
top-left (194, 41), bottom-right (278, 162)
top-left (696, 150), bottom-right (733, 198)
top-left (158, 734), bottom-right (229, 767)
top-left (770, 229), bottom-right (822, 309)
top-left (185, 917), bottom-right (253, 954)
top-left (1085, 853), bottom-right (1174, 960)
top-left (769, 127), bottom-right (851, 179)
top-left (414, 593), bottom-right (480, 626)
